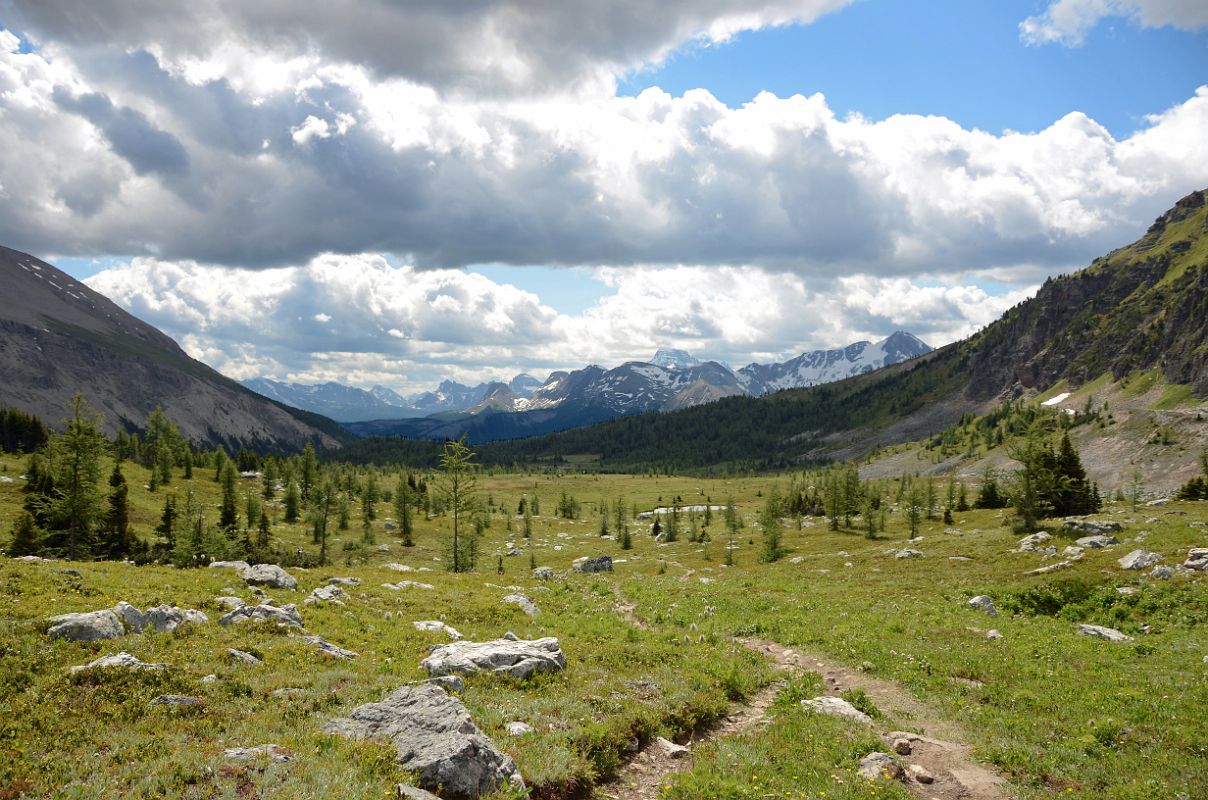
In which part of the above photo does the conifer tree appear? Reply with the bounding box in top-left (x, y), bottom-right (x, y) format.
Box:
top-left (47, 395), bottom-right (106, 560)
top-left (100, 462), bottom-right (133, 559)
top-left (8, 511), bottom-right (42, 556)
top-left (284, 479), bottom-right (301, 523)
top-left (219, 459), bottom-right (239, 533)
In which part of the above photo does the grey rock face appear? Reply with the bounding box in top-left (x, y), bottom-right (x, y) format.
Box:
top-left (501, 594), bottom-right (539, 617)
top-left (1075, 534), bottom-right (1119, 548)
top-left (424, 675), bottom-right (465, 693)
top-left (857, 752), bottom-right (904, 781)
top-left (70, 651), bottom-right (167, 673)
top-left (240, 564), bottom-right (298, 591)
top-left (1118, 550), bottom-right (1161, 570)
top-left (324, 684), bottom-right (524, 799)
top-left (136, 604), bottom-right (208, 634)
top-left (218, 603), bottom-right (303, 629)
top-left (801, 696), bottom-right (872, 725)
top-left (575, 556), bottom-right (613, 573)
top-left (46, 609), bottom-right (125, 641)
top-left (967, 595), bottom-right (998, 617)
top-left (306, 585), bottom-right (350, 605)
top-left (422, 634), bottom-right (566, 679)
top-left (1078, 624), bottom-right (1134, 642)
top-left (302, 635), bottom-right (357, 660)
top-left (1183, 548), bottom-right (1208, 571)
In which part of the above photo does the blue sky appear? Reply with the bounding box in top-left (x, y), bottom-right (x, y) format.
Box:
top-left (3, 0), bottom-right (1207, 390)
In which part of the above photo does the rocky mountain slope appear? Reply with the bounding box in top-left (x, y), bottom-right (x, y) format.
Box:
top-left (737, 332), bottom-right (932, 395)
top-left (0, 246), bottom-right (344, 451)
top-left (350, 188), bottom-right (1205, 470)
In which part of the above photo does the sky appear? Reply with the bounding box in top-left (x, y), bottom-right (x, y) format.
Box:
top-left (0, 0), bottom-right (1206, 393)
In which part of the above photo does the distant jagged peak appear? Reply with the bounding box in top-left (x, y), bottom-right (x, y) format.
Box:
top-left (649, 347), bottom-right (700, 370)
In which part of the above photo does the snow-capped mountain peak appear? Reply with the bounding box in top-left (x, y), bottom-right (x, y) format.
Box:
top-left (649, 347), bottom-right (700, 370)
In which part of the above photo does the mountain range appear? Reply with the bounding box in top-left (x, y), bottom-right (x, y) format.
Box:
top-left (325, 331), bottom-right (931, 441)
top-left (343, 187), bottom-right (1208, 471)
top-left (0, 246), bottom-right (345, 452)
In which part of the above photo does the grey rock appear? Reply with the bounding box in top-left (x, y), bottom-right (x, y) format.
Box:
top-left (209, 560), bottom-right (251, 571)
top-left (894, 548), bottom-right (923, 559)
top-left (1025, 560), bottom-right (1072, 575)
top-left (1017, 532), bottom-right (1052, 552)
top-left (424, 675), bottom-right (465, 693)
top-left (270, 687), bottom-right (304, 698)
top-left (906, 763), bottom-right (934, 784)
top-left (1063, 545), bottom-right (1085, 557)
top-left (532, 566), bottom-right (555, 580)
top-left (967, 595), bottom-right (998, 617)
top-left (1076, 534), bottom-right (1120, 548)
top-left (891, 737), bottom-right (912, 755)
top-left (1064, 519), bottom-right (1123, 536)
top-left (501, 593), bottom-right (539, 617)
top-left (240, 563), bottom-right (297, 591)
top-left (383, 581), bottom-right (435, 590)
top-left (126, 604), bottom-right (207, 634)
top-left (306, 585), bottom-right (350, 606)
top-left (323, 683), bottom-right (524, 799)
top-left (215, 596), bottom-right (246, 611)
top-left (218, 603), bottom-right (303, 629)
top-left (1150, 565), bottom-right (1174, 580)
top-left (421, 635), bottom-right (566, 679)
top-left (46, 609), bottom-right (125, 642)
top-left (328, 577), bottom-right (361, 586)
top-left (575, 555), bottom-right (613, 573)
top-left (1118, 550), bottom-right (1162, 570)
top-left (1116, 587), bottom-right (1139, 595)
top-left (857, 752), bottom-right (904, 781)
top-left (149, 694), bottom-right (203, 707)
top-left (986, 629), bottom-right (1004, 640)
top-left (656, 736), bottom-right (690, 758)
top-left (1183, 548), bottom-right (1208, 571)
top-left (223, 744), bottom-right (292, 763)
top-left (505, 721), bottom-right (535, 736)
top-left (948, 556), bottom-right (973, 562)
top-left (802, 696), bottom-right (872, 725)
top-left (395, 786), bottom-right (440, 800)
top-left (302, 635), bottom-right (357, 660)
top-left (385, 562), bottom-right (416, 572)
top-left (228, 648), bottom-right (262, 665)
top-left (1078, 624), bottom-right (1134, 642)
top-left (413, 620), bottom-right (462, 639)
top-left (70, 651), bottom-right (166, 673)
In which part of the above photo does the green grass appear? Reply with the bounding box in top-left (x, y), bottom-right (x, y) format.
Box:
top-left (2, 456), bottom-right (1207, 799)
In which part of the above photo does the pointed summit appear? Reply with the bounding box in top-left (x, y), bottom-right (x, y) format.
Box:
top-left (649, 348), bottom-right (699, 371)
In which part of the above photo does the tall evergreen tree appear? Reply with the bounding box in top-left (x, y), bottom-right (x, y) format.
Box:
top-left (155, 493), bottom-right (178, 554)
top-left (219, 459), bottom-right (239, 533)
top-left (100, 462), bottom-right (133, 559)
top-left (438, 437), bottom-right (479, 573)
top-left (46, 395), bottom-right (106, 560)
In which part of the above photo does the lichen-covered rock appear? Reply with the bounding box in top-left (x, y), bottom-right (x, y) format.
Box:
top-left (323, 683), bottom-right (524, 799)
top-left (421, 633), bottom-right (565, 679)
top-left (802, 696), bottom-right (872, 725)
top-left (306, 585), bottom-right (350, 606)
top-left (46, 609), bottom-right (125, 642)
top-left (1075, 534), bottom-right (1119, 548)
top-left (70, 651), bottom-right (167, 673)
top-left (218, 603), bottom-right (303, 629)
top-left (857, 752), bottom-right (904, 781)
top-left (240, 564), bottom-right (297, 590)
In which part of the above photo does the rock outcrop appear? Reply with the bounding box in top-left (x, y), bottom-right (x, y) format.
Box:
top-left (421, 633), bottom-right (566, 679)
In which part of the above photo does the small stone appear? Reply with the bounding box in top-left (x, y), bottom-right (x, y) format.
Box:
top-left (228, 648), bottom-right (262, 665)
top-left (423, 675), bottom-right (464, 693)
top-left (382, 581), bottom-right (435, 590)
top-left (328, 576), bottom-right (361, 586)
top-left (215, 596), bottom-right (247, 611)
top-left (413, 620), bottom-right (462, 639)
top-left (532, 566), bottom-right (555, 580)
top-left (656, 736), bottom-right (690, 758)
top-left (502, 593), bottom-right (540, 617)
top-left (302, 635), bottom-right (357, 660)
top-left (894, 549), bottom-right (923, 559)
top-left (891, 737), bottom-right (912, 755)
top-left (967, 595), bottom-right (998, 617)
top-left (1078, 623), bottom-right (1133, 642)
top-left (986, 629), bottom-right (1003, 640)
top-left (857, 752), bottom-right (904, 782)
top-left (906, 763), bottom-right (934, 784)
top-left (202, 674), bottom-right (217, 683)
top-left (305, 585), bottom-right (350, 606)
top-left (1026, 560), bottom-right (1072, 575)
top-left (1116, 587), bottom-right (1139, 596)
top-left (1183, 548), bottom-right (1208, 571)
top-left (395, 787), bottom-right (440, 800)
top-left (149, 694), bottom-right (203, 708)
top-left (802, 696), bottom-right (872, 725)
top-left (1017, 532), bottom-right (1052, 552)
top-left (70, 651), bottom-right (166, 673)
top-left (505, 721), bottom-right (535, 736)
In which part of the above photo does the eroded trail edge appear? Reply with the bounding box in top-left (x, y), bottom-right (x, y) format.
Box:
top-left (595, 607), bottom-right (1010, 800)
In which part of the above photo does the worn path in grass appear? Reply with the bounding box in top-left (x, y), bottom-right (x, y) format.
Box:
top-left (598, 589), bottom-right (1010, 800)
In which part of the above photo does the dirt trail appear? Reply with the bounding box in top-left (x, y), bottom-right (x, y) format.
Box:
top-left (596, 592), bottom-right (1009, 800)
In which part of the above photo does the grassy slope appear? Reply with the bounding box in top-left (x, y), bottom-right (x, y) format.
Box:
top-left (2, 453), bottom-right (1207, 799)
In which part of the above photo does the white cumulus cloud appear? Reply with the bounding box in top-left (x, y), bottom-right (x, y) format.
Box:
top-left (1020, 0), bottom-right (1208, 46)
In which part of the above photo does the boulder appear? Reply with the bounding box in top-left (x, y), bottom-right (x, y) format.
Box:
top-left (1064, 519), bottom-right (1123, 536)
top-left (894, 549), bottom-right (923, 559)
top-left (906, 763), bottom-right (934, 784)
top-left (1078, 624), bottom-right (1133, 642)
top-left (228, 648), bottom-right (262, 665)
top-left (328, 577), bottom-right (361, 586)
top-left (421, 634), bottom-right (566, 679)
top-left (306, 585), bottom-right (350, 606)
top-left (413, 620), bottom-right (462, 639)
top-left (240, 564), bottom-right (297, 591)
top-left (218, 603), bottom-right (303, 629)
top-left (801, 696), bottom-right (872, 725)
top-left (891, 737), bottom-right (912, 755)
top-left (121, 604), bottom-right (207, 634)
top-left (1017, 532), bottom-right (1052, 552)
top-left (501, 594), bottom-right (540, 617)
top-left (1075, 534), bottom-right (1119, 548)
top-left (424, 675), bottom-right (465, 693)
top-left (857, 752), bottom-right (904, 782)
top-left (1183, 548), bottom-right (1208, 571)
top-left (323, 683), bottom-right (524, 799)
top-left (302, 635), bottom-right (357, 660)
top-left (70, 651), bottom-right (166, 673)
top-left (383, 581), bottom-right (435, 591)
top-left (209, 560), bottom-right (251, 571)
top-left (575, 556), bottom-right (613, 573)
top-left (1025, 561), bottom-right (1072, 575)
top-left (46, 609), bottom-right (125, 642)
top-left (967, 595), bottom-right (998, 617)
top-left (532, 567), bottom-right (555, 580)
top-left (1150, 565), bottom-right (1174, 580)
top-left (1118, 550), bottom-right (1161, 570)
top-left (215, 596), bottom-right (246, 611)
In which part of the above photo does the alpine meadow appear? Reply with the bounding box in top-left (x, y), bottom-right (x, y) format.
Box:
top-left (2, 3), bottom-right (1208, 800)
